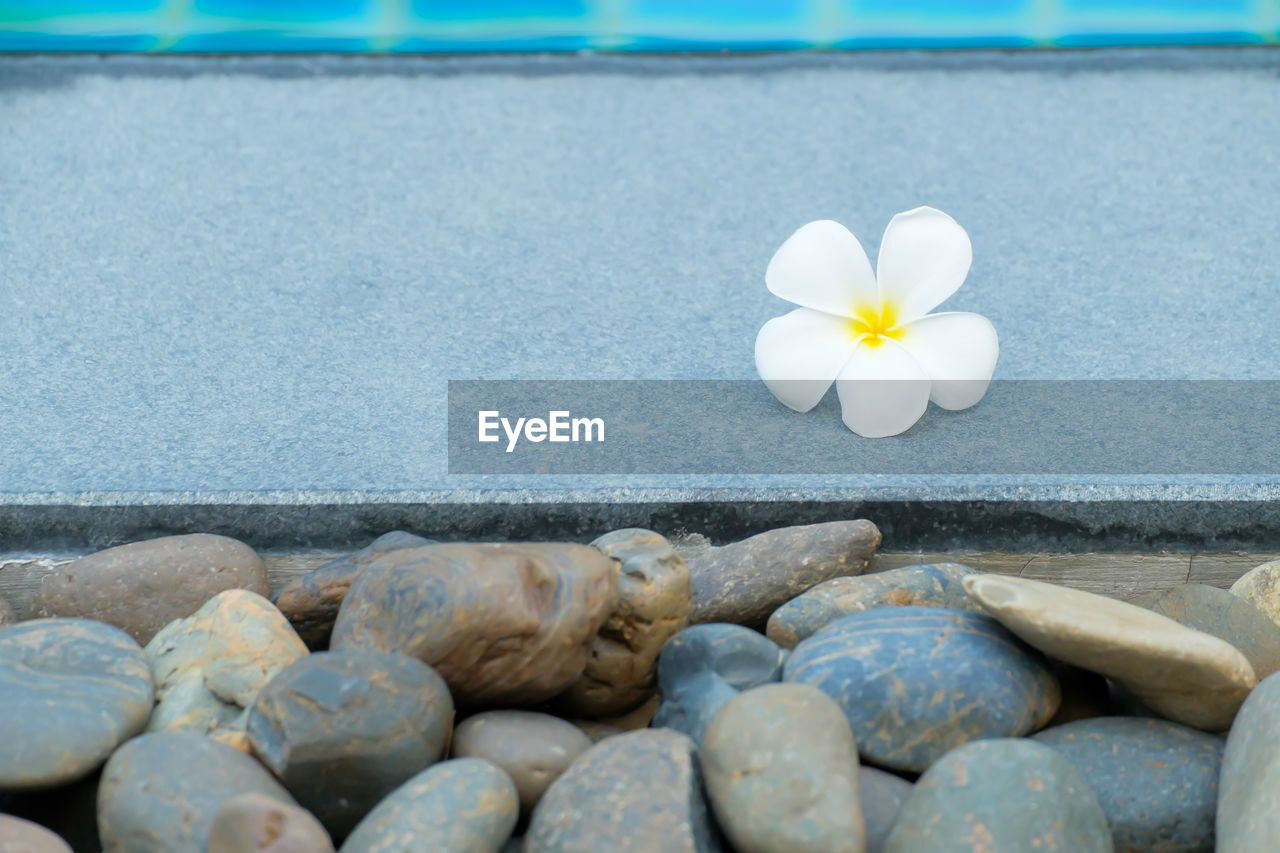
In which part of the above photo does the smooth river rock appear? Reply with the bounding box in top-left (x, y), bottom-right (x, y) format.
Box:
top-left (331, 543), bottom-right (617, 707)
top-left (246, 649), bottom-right (454, 840)
top-left (1229, 559), bottom-right (1280, 628)
top-left (0, 618), bottom-right (153, 791)
top-left (33, 534), bottom-right (269, 645)
top-left (884, 739), bottom-right (1113, 853)
top-left (965, 574), bottom-right (1257, 731)
top-left (555, 529), bottom-right (691, 717)
top-left (1033, 717), bottom-right (1221, 853)
top-left (0, 814), bottom-right (73, 852)
top-left (766, 562), bottom-right (979, 649)
top-left (701, 683), bottom-right (865, 853)
top-left (526, 729), bottom-right (721, 853)
top-left (451, 711), bottom-right (592, 818)
top-left (687, 520), bottom-right (880, 626)
top-left (145, 590), bottom-right (308, 737)
top-left (784, 607), bottom-right (1059, 773)
top-left (859, 768), bottom-right (912, 853)
top-left (207, 794), bottom-right (334, 853)
top-left (651, 623), bottom-right (787, 746)
top-left (339, 758), bottom-right (518, 853)
top-left (1218, 670), bottom-right (1280, 852)
top-left (98, 732), bottom-right (296, 853)
top-left (274, 532), bottom-right (434, 649)
top-left (1134, 582), bottom-right (1280, 680)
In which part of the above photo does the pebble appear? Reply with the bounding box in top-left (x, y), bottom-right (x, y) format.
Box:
top-left (766, 562), bottom-right (979, 649)
top-left (554, 529), bottom-right (691, 717)
top-left (700, 683), bottom-right (865, 853)
top-left (965, 574), bottom-right (1256, 731)
top-left (0, 814), bottom-right (73, 852)
top-left (686, 520), bottom-right (880, 626)
top-left (451, 711), bottom-right (592, 818)
top-left (0, 618), bottom-right (153, 791)
top-left (525, 729), bottom-right (721, 853)
top-left (145, 590), bottom-right (308, 737)
top-left (246, 649), bottom-right (454, 840)
top-left (274, 532), bottom-right (434, 649)
top-left (650, 623), bottom-right (786, 745)
top-left (1229, 559), bottom-right (1280, 628)
top-left (783, 607), bottom-right (1059, 772)
top-left (98, 732), bottom-right (296, 853)
top-left (1033, 717), bottom-right (1221, 853)
top-left (339, 758), bottom-right (518, 853)
top-left (858, 768), bottom-right (912, 853)
top-left (32, 534), bottom-right (269, 644)
top-left (207, 794), bottom-right (334, 853)
top-left (331, 543), bottom-right (617, 707)
top-left (1133, 582), bottom-right (1280, 680)
top-left (883, 738), bottom-right (1113, 853)
top-left (1218, 670), bottom-right (1280, 851)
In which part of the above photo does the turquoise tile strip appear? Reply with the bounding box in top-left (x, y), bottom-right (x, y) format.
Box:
top-left (0, 0), bottom-right (1277, 52)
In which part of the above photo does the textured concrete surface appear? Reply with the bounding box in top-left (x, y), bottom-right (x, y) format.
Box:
top-left (1, 50), bottom-right (1278, 548)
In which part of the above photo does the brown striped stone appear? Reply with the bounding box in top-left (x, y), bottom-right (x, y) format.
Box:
top-left (33, 534), bottom-right (268, 645)
top-left (331, 543), bottom-right (617, 707)
top-left (555, 529), bottom-right (691, 717)
top-left (273, 532), bottom-right (434, 649)
top-left (687, 521), bottom-right (880, 627)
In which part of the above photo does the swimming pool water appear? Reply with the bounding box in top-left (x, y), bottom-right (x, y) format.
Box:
top-left (2, 0), bottom-right (1278, 52)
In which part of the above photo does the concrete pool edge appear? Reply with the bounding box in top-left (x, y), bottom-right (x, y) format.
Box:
top-left (5, 47), bottom-right (1280, 554)
top-left (4, 46), bottom-right (1280, 83)
top-left (3, 488), bottom-right (1280, 553)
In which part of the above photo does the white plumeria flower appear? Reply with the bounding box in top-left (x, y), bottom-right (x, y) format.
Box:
top-left (755, 207), bottom-right (999, 438)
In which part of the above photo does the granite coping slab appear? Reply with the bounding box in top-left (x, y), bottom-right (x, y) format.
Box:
top-left (1, 49), bottom-right (1278, 551)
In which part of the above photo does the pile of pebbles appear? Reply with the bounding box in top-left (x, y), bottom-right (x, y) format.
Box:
top-left (2, 521), bottom-right (1279, 852)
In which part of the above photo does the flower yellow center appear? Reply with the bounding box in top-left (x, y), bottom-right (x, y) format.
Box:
top-left (848, 302), bottom-right (904, 348)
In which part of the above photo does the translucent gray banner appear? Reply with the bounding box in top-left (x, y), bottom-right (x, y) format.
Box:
top-left (447, 381), bottom-right (1280, 475)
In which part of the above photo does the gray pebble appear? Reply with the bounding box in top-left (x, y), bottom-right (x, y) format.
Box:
top-left (246, 649), bottom-right (454, 841)
top-left (339, 759), bottom-right (518, 853)
top-left (0, 619), bottom-right (153, 791)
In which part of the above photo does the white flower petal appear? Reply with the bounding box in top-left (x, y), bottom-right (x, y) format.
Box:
top-left (896, 312), bottom-right (999, 410)
top-left (755, 307), bottom-right (859, 413)
top-left (875, 207), bottom-right (973, 323)
top-left (766, 220), bottom-right (878, 318)
top-left (835, 338), bottom-right (932, 437)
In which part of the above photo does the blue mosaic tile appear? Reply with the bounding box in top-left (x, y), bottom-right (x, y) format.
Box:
top-left (409, 0), bottom-right (590, 18)
top-left (173, 31), bottom-right (376, 52)
top-left (194, 0), bottom-right (375, 22)
top-left (627, 0), bottom-right (808, 21)
top-left (0, 0), bottom-right (1274, 52)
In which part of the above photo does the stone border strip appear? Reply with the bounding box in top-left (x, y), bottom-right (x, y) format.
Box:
top-left (3, 550), bottom-right (1276, 624)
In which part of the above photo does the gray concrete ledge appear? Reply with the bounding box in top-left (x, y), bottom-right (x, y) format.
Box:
top-left (4, 494), bottom-right (1280, 555)
top-left (3, 48), bottom-right (1279, 552)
